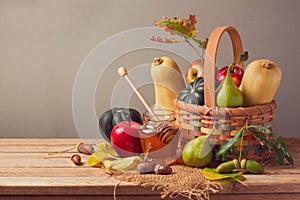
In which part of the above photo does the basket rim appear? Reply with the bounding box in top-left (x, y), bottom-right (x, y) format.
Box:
top-left (176, 99), bottom-right (277, 117)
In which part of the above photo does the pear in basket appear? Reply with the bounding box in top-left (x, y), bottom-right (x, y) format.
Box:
top-left (216, 64), bottom-right (243, 108)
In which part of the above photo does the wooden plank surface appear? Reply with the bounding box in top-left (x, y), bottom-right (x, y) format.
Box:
top-left (0, 138), bottom-right (299, 199)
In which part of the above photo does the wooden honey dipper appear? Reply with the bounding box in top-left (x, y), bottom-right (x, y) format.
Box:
top-left (118, 67), bottom-right (178, 147)
top-left (118, 67), bottom-right (159, 121)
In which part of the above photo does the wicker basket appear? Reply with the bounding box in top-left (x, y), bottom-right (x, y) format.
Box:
top-left (176, 26), bottom-right (276, 162)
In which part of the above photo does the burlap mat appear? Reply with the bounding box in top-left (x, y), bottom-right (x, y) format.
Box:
top-left (115, 165), bottom-right (222, 200)
top-left (110, 138), bottom-right (297, 199)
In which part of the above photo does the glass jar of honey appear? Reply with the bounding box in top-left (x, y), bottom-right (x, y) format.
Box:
top-left (139, 109), bottom-right (180, 160)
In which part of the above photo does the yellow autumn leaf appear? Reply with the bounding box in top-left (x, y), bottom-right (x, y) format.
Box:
top-left (88, 151), bottom-right (107, 167)
top-left (88, 142), bottom-right (141, 171)
top-left (111, 156), bottom-right (140, 170)
top-left (95, 142), bottom-right (118, 157)
top-left (202, 168), bottom-right (244, 182)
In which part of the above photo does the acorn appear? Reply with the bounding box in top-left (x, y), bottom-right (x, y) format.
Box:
top-left (242, 159), bottom-right (264, 174)
top-left (216, 159), bottom-right (238, 174)
top-left (154, 164), bottom-right (172, 175)
top-left (71, 154), bottom-right (83, 166)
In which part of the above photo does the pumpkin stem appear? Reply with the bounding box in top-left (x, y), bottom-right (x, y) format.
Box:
top-left (238, 51), bottom-right (249, 65)
top-left (153, 57), bottom-right (164, 66)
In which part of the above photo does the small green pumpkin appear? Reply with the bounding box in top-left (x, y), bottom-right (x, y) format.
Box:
top-left (178, 77), bottom-right (205, 105)
top-left (99, 108), bottom-right (142, 142)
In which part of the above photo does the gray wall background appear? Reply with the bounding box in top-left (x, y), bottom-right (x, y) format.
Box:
top-left (0, 0), bottom-right (299, 138)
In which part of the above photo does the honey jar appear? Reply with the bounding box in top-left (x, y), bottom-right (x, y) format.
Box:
top-left (139, 109), bottom-right (180, 160)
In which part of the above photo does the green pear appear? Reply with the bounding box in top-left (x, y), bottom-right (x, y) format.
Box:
top-left (216, 64), bottom-right (243, 108)
top-left (182, 127), bottom-right (215, 168)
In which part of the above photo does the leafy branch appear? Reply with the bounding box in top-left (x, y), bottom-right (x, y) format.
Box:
top-left (151, 15), bottom-right (208, 54)
top-left (248, 125), bottom-right (294, 166)
top-left (216, 125), bottom-right (294, 166)
top-left (216, 126), bottom-right (246, 161)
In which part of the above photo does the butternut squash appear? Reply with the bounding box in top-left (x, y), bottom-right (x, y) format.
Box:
top-left (151, 56), bottom-right (185, 111)
top-left (239, 59), bottom-right (282, 106)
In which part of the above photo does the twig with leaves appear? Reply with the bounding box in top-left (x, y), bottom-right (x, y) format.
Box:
top-left (151, 15), bottom-right (208, 58)
top-left (216, 124), bottom-right (294, 166)
top-left (249, 125), bottom-right (294, 166)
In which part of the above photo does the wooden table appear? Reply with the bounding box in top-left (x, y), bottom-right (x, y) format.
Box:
top-left (0, 138), bottom-right (299, 200)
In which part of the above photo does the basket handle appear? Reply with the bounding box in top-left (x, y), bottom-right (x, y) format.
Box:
top-left (204, 26), bottom-right (243, 107)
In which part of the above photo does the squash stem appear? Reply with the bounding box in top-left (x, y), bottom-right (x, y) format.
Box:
top-left (153, 57), bottom-right (163, 65)
top-left (261, 60), bottom-right (274, 69)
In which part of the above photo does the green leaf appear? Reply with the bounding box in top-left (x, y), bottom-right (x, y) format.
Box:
top-left (269, 132), bottom-right (294, 166)
top-left (249, 125), bottom-right (293, 166)
top-left (159, 20), bottom-right (170, 26)
top-left (202, 168), bottom-right (244, 183)
top-left (216, 127), bottom-right (245, 160)
top-left (249, 127), bottom-right (284, 165)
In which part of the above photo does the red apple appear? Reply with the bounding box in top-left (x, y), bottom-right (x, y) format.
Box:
top-left (216, 65), bottom-right (244, 87)
top-left (185, 59), bottom-right (204, 84)
top-left (110, 121), bottom-right (143, 157)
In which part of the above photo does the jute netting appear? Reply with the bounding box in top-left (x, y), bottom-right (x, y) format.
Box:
top-left (115, 165), bottom-right (222, 200)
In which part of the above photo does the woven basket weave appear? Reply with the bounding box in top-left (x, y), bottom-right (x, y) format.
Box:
top-left (176, 26), bottom-right (276, 162)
